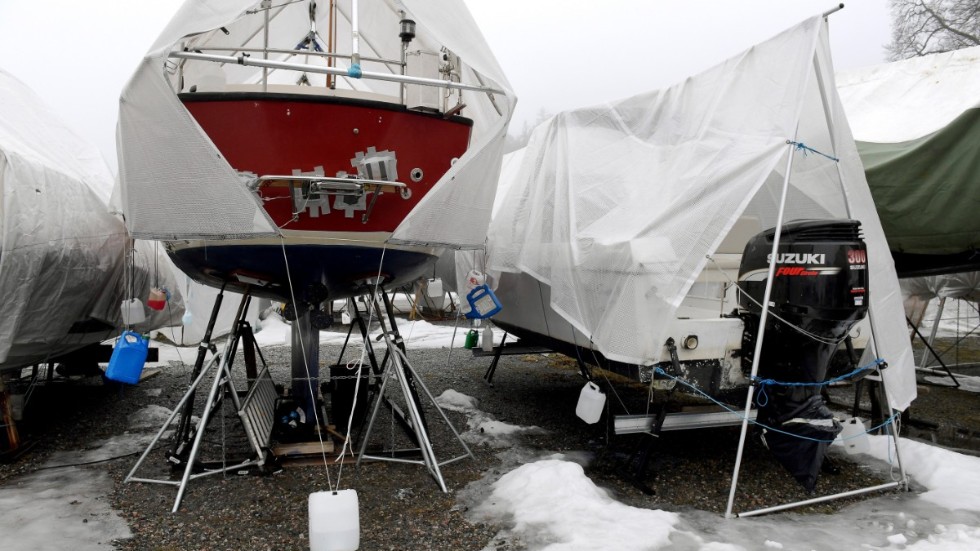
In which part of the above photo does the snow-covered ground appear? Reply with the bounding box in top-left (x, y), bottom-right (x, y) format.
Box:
top-left (445, 387), bottom-right (980, 551)
top-left (3, 318), bottom-right (979, 550)
top-left (0, 406), bottom-right (173, 550)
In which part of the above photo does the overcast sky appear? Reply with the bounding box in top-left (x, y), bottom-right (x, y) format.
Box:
top-left (0, 0), bottom-right (891, 173)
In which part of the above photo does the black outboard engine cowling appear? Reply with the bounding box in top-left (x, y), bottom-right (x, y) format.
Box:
top-left (737, 219), bottom-right (869, 491)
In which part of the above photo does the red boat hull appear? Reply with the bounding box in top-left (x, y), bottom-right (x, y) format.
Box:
top-left (173, 92), bottom-right (473, 301)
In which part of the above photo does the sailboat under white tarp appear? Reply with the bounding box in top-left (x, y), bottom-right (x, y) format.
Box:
top-left (116, 0), bottom-right (515, 308)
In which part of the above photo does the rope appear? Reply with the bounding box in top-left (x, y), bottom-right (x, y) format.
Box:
top-left (704, 255), bottom-right (848, 347)
top-left (335, 245), bottom-right (388, 486)
top-left (652, 366), bottom-right (898, 444)
top-left (787, 140), bottom-right (839, 163)
top-left (753, 358), bottom-right (886, 408)
top-left (585, 340), bottom-right (630, 415)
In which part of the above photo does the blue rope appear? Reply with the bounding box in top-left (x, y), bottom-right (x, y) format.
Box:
top-left (752, 358), bottom-right (885, 408)
top-left (787, 140), bottom-right (840, 163)
top-left (652, 366), bottom-right (897, 444)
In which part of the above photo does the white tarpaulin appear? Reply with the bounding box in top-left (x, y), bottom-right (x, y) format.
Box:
top-left (487, 17), bottom-right (916, 410)
top-left (0, 68), bottom-right (183, 369)
top-left (902, 272), bottom-right (980, 302)
top-left (117, 0), bottom-right (514, 247)
top-left (837, 45), bottom-right (980, 143)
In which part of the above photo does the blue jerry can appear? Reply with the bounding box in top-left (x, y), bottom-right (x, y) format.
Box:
top-left (465, 284), bottom-right (502, 319)
top-left (106, 330), bottom-right (149, 384)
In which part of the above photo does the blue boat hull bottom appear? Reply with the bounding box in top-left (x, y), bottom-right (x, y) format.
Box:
top-left (167, 242), bottom-right (438, 304)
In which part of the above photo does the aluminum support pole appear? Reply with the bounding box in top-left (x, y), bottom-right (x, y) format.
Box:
top-left (725, 141), bottom-right (797, 518)
top-left (921, 297), bottom-right (946, 368)
top-left (738, 481), bottom-right (900, 518)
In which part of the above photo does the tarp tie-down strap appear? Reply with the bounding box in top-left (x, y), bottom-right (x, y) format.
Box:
top-left (787, 140), bottom-right (840, 163)
top-left (752, 358), bottom-right (886, 407)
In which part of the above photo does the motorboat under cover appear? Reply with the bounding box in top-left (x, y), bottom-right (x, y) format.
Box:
top-left (902, 271), bottom-right (980, 303)
top-left (116, 0), bottom-right (515, 249)
top-left (485, 16), bottom-right (916, 410)
top-left (837, 46), bottom-right (980, 274)
top-left (0, 68), bottom-right (183, 369)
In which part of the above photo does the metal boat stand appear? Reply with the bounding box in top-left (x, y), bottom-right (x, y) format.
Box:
top-left (125, 287), bottom-right (279, 512)
top-left (355, 287), bottom-right (474, 492)
top-left (906, 316), bottom-right (960, 388)
top-left (470, 332), bottom-right (551, 386)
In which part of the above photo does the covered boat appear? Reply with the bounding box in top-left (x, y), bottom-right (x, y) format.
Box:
top-left (478, 15), bottom-right (916, 495)
top-left (837, 45), bottom-right (980, 277)
top-left (116, 0), bottom-right (515, 315)
top-left (0, 68), bottom-right (181, 372)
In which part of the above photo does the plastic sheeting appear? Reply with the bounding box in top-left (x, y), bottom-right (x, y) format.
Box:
top-left (116, 0), bottom-right (514, 247)
top-left (0, 68), bottom-right (183, 369)
top-left (486, 17), bottom-right (916, 411)
top-left (902, 272), bottom-right (980, 302)
top-left (837, 45), bottom-right (980, 143)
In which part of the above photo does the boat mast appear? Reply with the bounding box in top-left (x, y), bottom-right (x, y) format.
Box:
top-left (262, 0), bottom-right (270, 91)
top-left (327, 0), bottom-right (335, 89)
top-left (350, 0), bottom-right (361, 76)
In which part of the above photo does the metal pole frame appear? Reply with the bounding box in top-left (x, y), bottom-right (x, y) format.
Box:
top-left (812, 5), bottom-right (909, 490)
top-left (354, 288), bottom-right (473, 492)
top-left (724, 140), bottom-right (798, 518)
top-left (920, 297), bottom-right (946, 368)
top-left (725, 19), bottom-right (912, 513)
top-left (168, 51), bottom-right (505, 96)
top-left (124, 290), bottom-right (269, 512)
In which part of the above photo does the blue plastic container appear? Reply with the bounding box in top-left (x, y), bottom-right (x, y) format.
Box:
top-left (465, 284), bottom-right (502, 319)
top-left (106, 331), bottom-right (149, 384)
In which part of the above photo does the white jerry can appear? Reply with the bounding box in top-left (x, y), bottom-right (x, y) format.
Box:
top-left (575, 381), bottom-right (606, 424)
top-left (309, 489), bottom-right (359, 551)
top-left (838, 417), bottom-right (870, 456)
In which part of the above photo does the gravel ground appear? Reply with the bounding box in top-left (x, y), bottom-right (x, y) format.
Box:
top-left (2, 329), bottom-right (976, 550)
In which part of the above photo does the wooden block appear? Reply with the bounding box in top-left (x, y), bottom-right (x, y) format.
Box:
top-left (273, 440), bottom-right (335, 457)
top-left (139, 367), bottom-right (162, 382)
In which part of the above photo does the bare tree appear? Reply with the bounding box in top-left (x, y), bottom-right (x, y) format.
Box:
top-left (888, 0), bottom-right (980, 60)
top-left (504, 108), bottom-right (554, 153)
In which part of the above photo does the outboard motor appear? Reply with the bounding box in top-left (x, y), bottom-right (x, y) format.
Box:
top-left (737, 219), bottom-right (868, 491)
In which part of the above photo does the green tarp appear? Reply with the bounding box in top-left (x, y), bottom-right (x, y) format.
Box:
top-left (856, 108), bottom-right (980, 276)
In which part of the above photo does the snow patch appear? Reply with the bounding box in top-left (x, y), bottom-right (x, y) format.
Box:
top-left (0, 468), bottom-right (130, 550)
top-left (473, 459), bottom-right (679, 551)
top-left (436, 389), bottom-right (480, 412)
top-left (436, 389), bottom-right (544, 449)
top-left (867, 435), bottom-right (980, 512)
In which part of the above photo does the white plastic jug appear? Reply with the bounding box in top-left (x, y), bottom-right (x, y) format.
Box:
top-left (575, 381), bottom-right (606, 424)
top-left (838, 417), bottom-right (870, 455)
top-left (426, 277), bottom-right (443, 298)
top-left (120, 298), bottom-right (146, 326)
top-left (309, 490), bottom-right (359, 551)
top-left (481, 325), bottom-right (494, 352)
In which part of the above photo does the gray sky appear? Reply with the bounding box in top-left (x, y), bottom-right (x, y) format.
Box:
top-left (0, 0), bottom-right (891, 172)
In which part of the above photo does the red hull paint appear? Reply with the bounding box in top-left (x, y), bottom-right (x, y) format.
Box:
top-left (182, 93), bottom-right (472, 233)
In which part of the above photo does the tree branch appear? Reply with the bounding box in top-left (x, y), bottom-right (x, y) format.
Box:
top-left (920, 1), bottom-right (980, 45)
